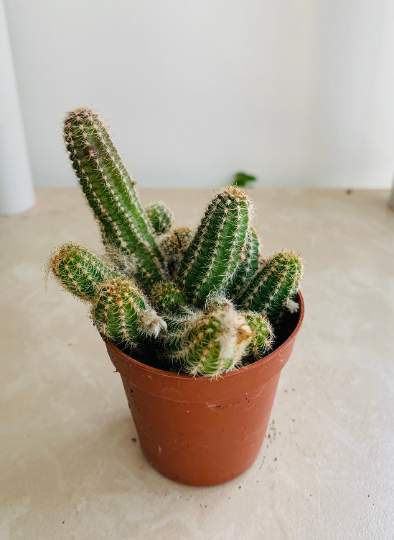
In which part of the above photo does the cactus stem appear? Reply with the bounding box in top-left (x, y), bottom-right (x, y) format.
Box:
top-left (92, 276), bottom-right (166, 346)
top-left (145, 201), bottom-right (174, 234)
top-left (238, 249), bottom-right (304, 325)
top-left (177, 186), bottom-right (251, 306)
top-left (64, 108), bottom-right (165, 288)
top-left (48, 242), bottom-right (118, 301)
top-left (230, 227), bottom-right (261, 299)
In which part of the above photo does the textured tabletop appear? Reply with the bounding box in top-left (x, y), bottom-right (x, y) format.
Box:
top-left (1, 188), bottom-right (393, 539)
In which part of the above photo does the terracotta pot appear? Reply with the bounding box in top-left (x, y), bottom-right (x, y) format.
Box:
top-left (105, 292), bottom-right (304, 486)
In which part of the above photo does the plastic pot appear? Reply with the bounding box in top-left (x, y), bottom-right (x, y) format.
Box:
top-left (105, 292), bottom-right (304, 486)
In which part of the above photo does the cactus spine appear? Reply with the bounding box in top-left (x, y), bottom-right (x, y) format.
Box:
top-left (92, 277), bottom-right (166, 346)
top-left (150, 281), bottom-right (187, 313)
top-left (242, 311), bottom-right (274, 360)
top-left (160, 303), bottom-right (252, 376)
top-left (228, 227), bottom-right (260, 298)
top-left (177, 186), bottom-right (251, 306)
top-left (146, 202), bottom-right (173, 234)
top-left (63, 108), bottom-right (164, 289)
top-left (49, 243), bottom-right (118, 300)
top-left (237, 249), bottom-right (304, 325)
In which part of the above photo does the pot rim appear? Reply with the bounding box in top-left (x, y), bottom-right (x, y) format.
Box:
top-left (105, 291), bottom-right (304, 381)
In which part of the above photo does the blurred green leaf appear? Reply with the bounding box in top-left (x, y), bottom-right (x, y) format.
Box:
top-left (232, 172), bottom-right (257, 188)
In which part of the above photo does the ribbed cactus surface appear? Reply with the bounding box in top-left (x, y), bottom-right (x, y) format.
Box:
top-left (63, 108), bottom-right (164, 289)
top-left (150, 281), bottom-right (187, 313)
top-left (160, 304), bottom-right (252, 376)
top-left (92, 277), bottom-right (166, 345)
top-left (146, 202), bottom-right (173, 234)
top-left (228, 227), bottom-right (260, 298)
top-left (238, 249), bottom-right (304, 325)
top-left (242, 311), bottom-right (274, 360)
top-left (177, 186), bottom-right (251, 306)
top-left (49, 243), bottom-right (117, 300)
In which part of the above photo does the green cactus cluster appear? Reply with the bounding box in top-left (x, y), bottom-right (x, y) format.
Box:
top-left (48, 107), bottom-right (304, 377)
top-left (159, 302), bottom-right (253, 376)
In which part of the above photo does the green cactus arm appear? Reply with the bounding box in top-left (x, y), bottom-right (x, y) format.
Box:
top-left (177, 186), bottom-right (251, 306)
top-left (160, 304), bottom-right (252, 377)
top-left (145, 202), bottom-right (173, 234)
top-left (48, 242), bottom-right (118, 301)
top-left (158, 226), bottom-right (194, 278)
top-left (63, 107), bottom-right (165, 289)
top-left (92, 276), bottom-right (166, 346)
top-left (237, 249), bottom-right (304, 325)
top-left (241, 311), bottom-right (275, 360)
top-left (228, 226), bottom-right (260, 298)
top-left (150, 281), bottom-right (187, 313)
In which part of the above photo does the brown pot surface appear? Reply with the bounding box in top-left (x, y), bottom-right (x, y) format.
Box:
top-left (105, 292), bottom-right (305, 486)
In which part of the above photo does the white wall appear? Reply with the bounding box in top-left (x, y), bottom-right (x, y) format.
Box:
top-left (4, 0), bottom-right (394, 188)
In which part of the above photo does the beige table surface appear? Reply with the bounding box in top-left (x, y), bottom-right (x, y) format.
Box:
top-left (1, 188), bottom-right (393, 540)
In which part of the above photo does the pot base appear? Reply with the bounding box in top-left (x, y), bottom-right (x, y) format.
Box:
top-left (120, 372), bottom-right (280, 486)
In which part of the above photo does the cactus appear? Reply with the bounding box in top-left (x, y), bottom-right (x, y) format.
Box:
top-left (160, 303), bottom-right (252, 376)
top-left (237, 249), bottom-right (304, 325)
top-left (158, 226), bottom-right (194, 277)
top-left (92, 276), bottom-right (166, 346)
top-left (146, 202), bottom-right (173, 234)
top-left (242, 311), bottom-right (274, 361)
top-left (49, 106), bottom-right (305, 378)
top-left (228, 227), bottom-right (260, 298)
top-left (177, 186), bottom-right (251, 306)
top-left (63, 107), bottom-right (165, 289)
top-left (150, 281), bottom-right (187, 313)
top-left (48, 243), bottom-right (165, 347)
top-left (49, 242), bottom-right (118, 300)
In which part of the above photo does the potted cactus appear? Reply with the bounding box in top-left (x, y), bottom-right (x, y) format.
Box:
top-left (48, 107), bottom-right (304, 486)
